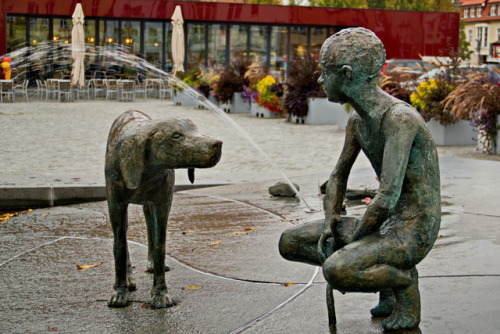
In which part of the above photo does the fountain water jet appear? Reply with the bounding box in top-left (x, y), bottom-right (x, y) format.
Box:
top-left (2, 44), bottom-right (317, 212)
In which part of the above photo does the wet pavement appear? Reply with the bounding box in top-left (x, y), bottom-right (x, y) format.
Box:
top-left (1, 100), bottom-right (500, 333)
top-left (1, 158), bottom-right (499, 333)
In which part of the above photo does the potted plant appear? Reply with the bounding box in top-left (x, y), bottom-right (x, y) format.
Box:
top-left (214, 58), bottom-right (251, 113)
top-left (252, 75), bottom-right (283, 118)
top-left (284, 57), bottom-right (341, 125)
top-left (443, 72), bottom-right (500, 154)
top-left (410, 77), bottom-right (475, 146)
top-left (172, 68), bottom-right (200, 107)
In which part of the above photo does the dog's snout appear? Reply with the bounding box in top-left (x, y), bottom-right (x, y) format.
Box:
top-left (212, 140), bottom-right (222, 150)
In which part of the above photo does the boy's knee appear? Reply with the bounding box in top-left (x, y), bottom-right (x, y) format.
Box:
top-left (278, 229), bottom-right (295, 261)
top-left (322, 255), bottom-right (351, 290)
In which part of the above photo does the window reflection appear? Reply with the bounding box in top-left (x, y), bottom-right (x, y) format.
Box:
top-left (208, 24), bottom-right (226, 66)
top-left (187, 23), bottom-right (206, 70)
top-left (291, 26), bottom-right (308, 60)
top-left (7, 15), bottom-right (27, 52)
top-left (270, 26), bottom-right (288, 81)
top-left (230, 24), bottom-right (249, 63)
top-left (145, 22), bottom-right (163, 70)
top-left (250, 25), bottom-right (267, 65)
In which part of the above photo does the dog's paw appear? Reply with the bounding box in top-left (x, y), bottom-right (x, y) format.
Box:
top-left (108, 288), bottom-right (130, 308)
top-left (150, 291), bottom-right (175, 309)
top-left (127, 275), bottom-right (137, 291)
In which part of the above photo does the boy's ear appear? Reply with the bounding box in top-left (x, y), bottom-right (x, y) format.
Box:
top-left (342, 65), bottom-right (353, 81)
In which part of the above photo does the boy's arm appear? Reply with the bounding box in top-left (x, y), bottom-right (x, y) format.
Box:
top-left (350, 108), bottom-right (418, 242)
top-left (318, 114), bottom-right (361, 261)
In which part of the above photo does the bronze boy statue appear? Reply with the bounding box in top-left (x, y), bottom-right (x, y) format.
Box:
top-left (279, 28), bottom-right (440, 330)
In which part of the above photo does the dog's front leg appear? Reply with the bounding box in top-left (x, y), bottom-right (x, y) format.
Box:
top-left (144, 203), bottom-right (170, 273)
top-left (149, 202), bottom-right (175, 309)
top-left (108, 200), bottom-right (131, 308)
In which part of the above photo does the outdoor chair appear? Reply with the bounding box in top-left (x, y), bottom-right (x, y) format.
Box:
top-left (105, 79), bottom-right (119, 100)
top-left (14, 80), bottom-right (29, 102)
top-left (158, 79), bottom-right (172, 100)
top-left (134, 78), bottom-right (147, 99)
top-left (36, 79), bottom-right (48, 100)
top-left (88, 79), bottom-right (106, 99)
top-left (46, 79), bottom-right (59, 100)
top-left (119, 80), bottom-right (135, 102)
top-left (0, 81), bottom-right (15, 102)
top-left (57, 80), bottom-right (73, 102)
top-left (146, 78), bottom-right (162, 98)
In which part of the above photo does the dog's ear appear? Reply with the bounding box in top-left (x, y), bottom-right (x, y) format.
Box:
top-left (119, 134), bottom-right (148, 189)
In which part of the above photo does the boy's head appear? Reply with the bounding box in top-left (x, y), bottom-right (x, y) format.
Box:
top-left (320, 28), bottom-right (386, 85)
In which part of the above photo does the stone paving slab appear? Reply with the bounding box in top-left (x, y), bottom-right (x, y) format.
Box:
top-left (1, 158), bottom-right (499, 333)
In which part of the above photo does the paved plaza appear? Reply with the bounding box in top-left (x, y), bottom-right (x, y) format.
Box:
top-left (0, 100), bottom-right (499, 333)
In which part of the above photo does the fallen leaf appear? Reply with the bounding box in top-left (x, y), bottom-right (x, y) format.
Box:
top-left (182, 230), bottom-right (194, 234)
top-left (28, 209), bottom-right (34, 212)
top-left (141, 303), bottom-right (151, 309)
top-left (244, 227), bottom-right (257, 231)
top-left (231, 231), bottom-right (247, 235)
top-left (76, 262), bottom-right (103, 270)
top-left (182, 286), bottom-right (203, 290)
top-left (0, 213), bottom-right (17, 223)
top-left (47, 327), bottom-right (58, 332)
top-left (282, 282), bottom-right (296, 287)
top-left (41, 213), bottom-right (50, 217)
top-left (208, 241), bottom-right (222, 246)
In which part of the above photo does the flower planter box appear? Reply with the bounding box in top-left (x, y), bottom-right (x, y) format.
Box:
top-left (251, 102), bottom-right (281, 118)
top-left (426, 119), bottom-right (477, 146)
top-left (219, 101), bottom-right (232, 113)
top-left (476, 115), bottom-right (500, 154)
top-left (291, 98), bottom-right (343, 125)
top-left (172, 89), bottom-right (197, 107)
top-left (232, 92), bottom-right (251, 114)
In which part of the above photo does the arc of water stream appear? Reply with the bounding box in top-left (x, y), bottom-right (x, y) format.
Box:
top-left (4, 44), bottom-right (317, 212)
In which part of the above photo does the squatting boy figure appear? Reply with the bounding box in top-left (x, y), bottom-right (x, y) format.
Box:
top-left (279, 28), bottom-right (441, 330)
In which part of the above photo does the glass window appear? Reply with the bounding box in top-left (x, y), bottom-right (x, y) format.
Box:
top-left (100, 20), bottom-right (119, 47)
top-left (165, 22), bottom-right (172, 71)
top-left (208, 24), bottom-right (227, 66)
top-left (29, 17), bottom-right (50, 45)
top-left (6, 15), bottom-right (27, 53)
top-left (122, 20), bottom-right (141, 56)
top-left (291, 26), bottom-right (307, 60)
top-left (490, 5), bottom-right (496, 16)
top-left (229, 24), bottom-right (249, 64)
top-left (249, 25), bottom-right (267, 66)
top-left (53, 18), bottom-right (71, 44)
top-left (187, 23), bottom-right (206, 70)
top-left (269, 26), bottom-right (288, 81)
top-left (144, 21), bottom-right (163, 69)
top-left (311, 27), bottom-right (327, 61)
top-left (464, 8), bottom-right (468, 19)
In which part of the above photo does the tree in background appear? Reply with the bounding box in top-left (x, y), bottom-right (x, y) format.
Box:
top-left (306, 0), bottom-right (456, 11)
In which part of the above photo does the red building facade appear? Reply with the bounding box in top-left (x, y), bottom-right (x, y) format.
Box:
top-left (1, 0), bottom-right (460, 70)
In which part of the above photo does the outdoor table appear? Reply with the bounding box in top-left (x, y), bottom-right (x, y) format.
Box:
top-left (145, 78), bottom-right (163, 98)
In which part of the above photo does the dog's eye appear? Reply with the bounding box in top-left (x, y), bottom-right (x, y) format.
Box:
top-left (172, 133), bottom-right (182, 140)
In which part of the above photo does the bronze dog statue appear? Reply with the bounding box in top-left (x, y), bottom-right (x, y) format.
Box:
top-left (105, 110), bottom-right (222, 308)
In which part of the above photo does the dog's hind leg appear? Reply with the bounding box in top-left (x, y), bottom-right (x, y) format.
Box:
top-left (144, 203), bottom-right (170, 273)
top-left (108, 201), bottom-right (132, 308)
top-left (149, 201), bottom-right (175, 309)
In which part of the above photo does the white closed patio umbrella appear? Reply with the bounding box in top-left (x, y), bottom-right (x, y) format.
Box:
top-left (71, 3), bottom-right (85, 87)
top-left (171, 5), bottom-right (185, 76)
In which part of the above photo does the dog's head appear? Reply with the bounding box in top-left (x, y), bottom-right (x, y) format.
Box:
top-left (116, 118), bottom-right (222, 189)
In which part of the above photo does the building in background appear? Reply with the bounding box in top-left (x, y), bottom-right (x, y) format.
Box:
top-left (460, 0), bottom-right (500, 64)
top-left (1, 0), bottom-right (460, 77)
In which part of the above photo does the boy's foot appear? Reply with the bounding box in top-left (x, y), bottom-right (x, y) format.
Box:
top-left (382, 268), bottom-right (420, 330)
top-left (370, 289), bottom-right (395, 317)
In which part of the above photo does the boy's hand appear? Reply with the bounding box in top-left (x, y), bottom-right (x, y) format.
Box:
top-left (317, 214), bottom-right (341, 263)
